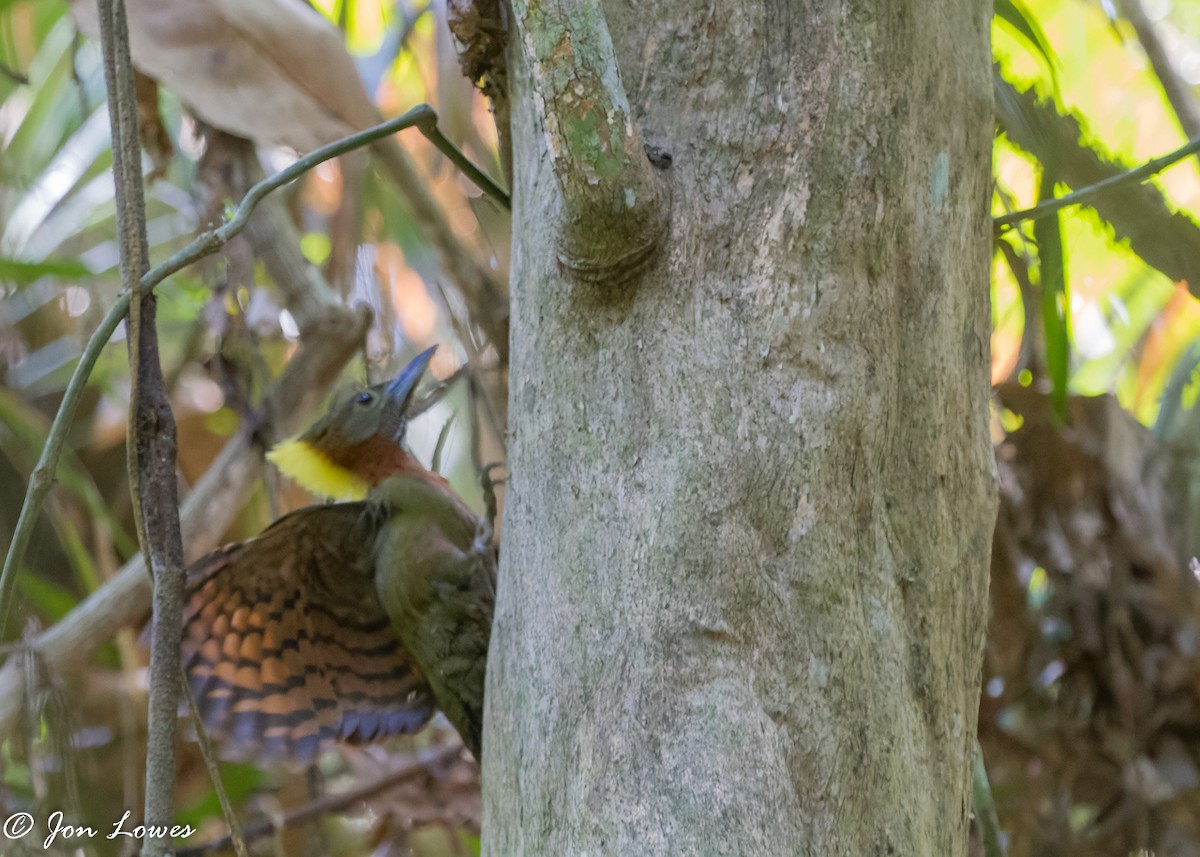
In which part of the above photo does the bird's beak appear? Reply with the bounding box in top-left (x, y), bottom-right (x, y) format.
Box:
top-left (384, 345), bottom-right (438, 411)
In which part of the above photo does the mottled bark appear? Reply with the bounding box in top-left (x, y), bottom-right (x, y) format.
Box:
top-left (486, 1), bottom-right (995, 854)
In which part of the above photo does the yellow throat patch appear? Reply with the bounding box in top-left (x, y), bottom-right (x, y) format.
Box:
top-left (266, 438), bottom-right (370, 502)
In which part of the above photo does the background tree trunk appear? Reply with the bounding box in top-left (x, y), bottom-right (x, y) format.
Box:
top-left (485, 1), bottom-right (996, 853)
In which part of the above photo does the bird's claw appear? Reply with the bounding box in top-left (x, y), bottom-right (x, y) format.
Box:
top-left (473, 463), bottom-right (505, 555)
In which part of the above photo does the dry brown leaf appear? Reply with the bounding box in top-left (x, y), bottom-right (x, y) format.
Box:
top-left (134, 71), bottom-right (172, 178)
top-left (982, 384), bottom-right (1200, 857)
top-left (70, 0), bottom-right (379, 151)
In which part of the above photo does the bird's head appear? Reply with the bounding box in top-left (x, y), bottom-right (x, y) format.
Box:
top-left (266, 346), bottom-right (438, 501)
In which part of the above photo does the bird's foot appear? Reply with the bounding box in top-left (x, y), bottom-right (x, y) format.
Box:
top-left (473, 463), bottom-right (505, 554)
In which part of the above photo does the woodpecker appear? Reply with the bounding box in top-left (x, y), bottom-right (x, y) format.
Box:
top-left (179, 347), bottom-right (494, 762)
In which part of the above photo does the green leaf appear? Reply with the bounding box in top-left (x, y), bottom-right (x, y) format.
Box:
top-left (15, 573), bottom-right (78, 624)
top-left (54, 515), bottom-right (102, 595)
top-left (1154, 338), bottom-right (1200, 440)
top-left (0, 386), bottom-right (138, 557)
top-left (465, 831), bottom-right (482, 857)
top-left (1034, 168), bottom-right (1069, 423)
top-left (994, 0), bottom-right (1061, 95)
top-left (174, 762), bottom-right (266, 829)
top-left (300, 231), bottom-right (332, 265)
top-left (0, 257), bottom-right (91, 286)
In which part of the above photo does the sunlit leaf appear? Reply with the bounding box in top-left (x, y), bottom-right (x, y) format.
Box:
top-left (1033, 170), bottom-right (1069, 423)
top-left (994, 0), bottom-right (1061, 94)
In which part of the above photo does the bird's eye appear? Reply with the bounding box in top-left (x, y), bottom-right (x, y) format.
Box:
top-left (356, 392), bottom-right (374, 406)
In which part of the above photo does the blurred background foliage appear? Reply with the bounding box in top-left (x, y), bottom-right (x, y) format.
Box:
top-left (991, 3), bottom-right (1200, 855)
top-left (2, 0), bottom-right (1200, 854)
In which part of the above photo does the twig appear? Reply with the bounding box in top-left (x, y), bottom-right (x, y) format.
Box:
top-left (512, 0), bottom-right (669, 283)
top-left (180, 673), bottom-right (249, 857)
top-left (425, 277), bottom-right (508, 452)
top-left (973, 740), bottom-right (1005, 857)
top-left (432, 415), bottom-right (456, 474)
top-left (0, 104), bottom-right (498, 638)
top-left (410, 365), bottom-right (470, 420)
top-left (96, 0), bottom-right (187, 850)
top-left (411, 109), bottom-right (509, 209)
top-left (1116, 0), bottom-right (1200, 141)
top-left (176, 744), bottom-right (464, 857)
top-left (994, 132), bottom-right (1200, 229)
top-left (994, 235), bottom-right (1041, 379)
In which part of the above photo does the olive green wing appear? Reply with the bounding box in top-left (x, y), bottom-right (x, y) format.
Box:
top-left (369, 474), bottom-right (496, 759)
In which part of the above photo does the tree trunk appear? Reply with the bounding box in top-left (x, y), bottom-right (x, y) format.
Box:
top-left (485, 1), bottom-right (996, 853)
